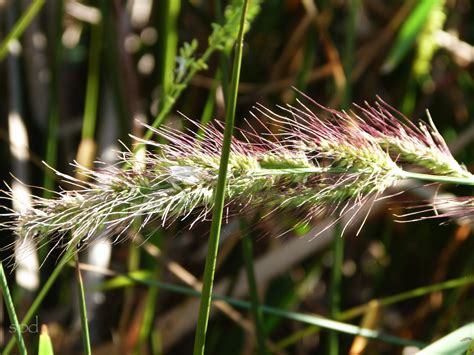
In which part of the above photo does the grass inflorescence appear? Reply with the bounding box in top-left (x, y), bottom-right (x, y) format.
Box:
top-left (1, 96), bottom-right (472, 259)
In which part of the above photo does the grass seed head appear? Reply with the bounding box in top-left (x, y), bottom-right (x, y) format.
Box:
top-left (1, 95), bottom-right (470, 261)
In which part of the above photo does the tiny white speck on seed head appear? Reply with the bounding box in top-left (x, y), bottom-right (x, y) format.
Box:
top-left (169, 166), bottom-right (203, 185)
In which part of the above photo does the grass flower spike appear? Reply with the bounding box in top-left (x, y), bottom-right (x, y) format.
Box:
top-left (2, 96), bottom-right (472, 258)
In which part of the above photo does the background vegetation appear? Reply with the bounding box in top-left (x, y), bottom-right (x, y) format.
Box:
top-left (1, 0), bottom-right (474, 354)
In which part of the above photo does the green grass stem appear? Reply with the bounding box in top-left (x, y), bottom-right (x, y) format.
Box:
top-left (213, 0), bottom-right (230, 104)
top-left (328, 223), bottom-right (343, 355)
top-left (275, 271), bottom-right (474, 349)
top-left (276, 325), bottom-right (320, 350)
top-left (382, 0), bottom-right (440, 73)
top-left (82, 21), bottom-right (102, 141)
top-left (0, 0), bottom-right (46, 61)
top-left (97, 270), bottom-right (425, 348)
top-left (197, 70), bottom-right (221, 137)
top-left (192, 1), bottom-right (249, 354)
top-left (158, 0), bottom-right (181, 107)
top-left (0, 262), bottom-right (28, 355)
top-left (256, 167), bottom-right (474, 186)
top-left (399, 170), bottom-right (474, 185)
top-left (240, 219), bottom-right (267, 355)
top-left (135, 282), bottom-right (159, 354)
top-left (75, 256), bottom-right (92, 355)
top-left (340, 273), bottom-right (474, 321)
top-left (343, 0), bottom-right (360, 108)
top-left (294, 30), bottom-right (317, 97)
top-left (118, 241), bottom-right (141, 342)
top-left (3, 246), bottom-right (77, 355)
top-left (43, 0), bottom-right (63, 197)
